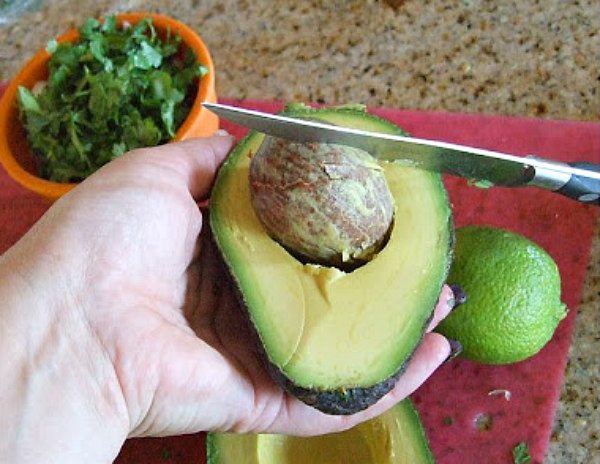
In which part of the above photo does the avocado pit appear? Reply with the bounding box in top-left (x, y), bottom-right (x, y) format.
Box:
top-left (249, 136), bottom-right (394, 269)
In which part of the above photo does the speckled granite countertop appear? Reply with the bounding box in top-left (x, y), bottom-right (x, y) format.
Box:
top-left (1, 0), bottom-right (599, 461)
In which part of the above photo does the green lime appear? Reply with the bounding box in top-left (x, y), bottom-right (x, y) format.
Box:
top-left (437, 226), bottom-right (567, 364)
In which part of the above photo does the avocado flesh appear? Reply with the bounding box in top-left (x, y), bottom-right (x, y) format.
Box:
top-left (206, 399), bottom-right (435, 464)
top-left (210, 106), bottom-right (452, 413)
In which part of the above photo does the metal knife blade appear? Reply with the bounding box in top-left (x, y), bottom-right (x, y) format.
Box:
top-left (203, 102), bottom-right (600, 204)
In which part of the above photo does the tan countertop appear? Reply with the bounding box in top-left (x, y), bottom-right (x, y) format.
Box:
top-left (1, 0), bottom-right (599, 461)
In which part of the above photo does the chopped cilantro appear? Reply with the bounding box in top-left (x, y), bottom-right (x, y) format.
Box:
top-left (283, 102), bottom-right (312, 112)
top-left (17, 15), bottom-right (206, 182)
top-left (160, 447), bottom-right (173, 460)
top-left (512, 442), bottom-right (531, 464)
top-left (467, 178), bottom-right (495, 189)
top-left (442, 416), bottom-right (454, 426)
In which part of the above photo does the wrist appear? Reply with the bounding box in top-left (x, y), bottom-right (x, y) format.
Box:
top-left (0, 250), bottom-right (129, 463)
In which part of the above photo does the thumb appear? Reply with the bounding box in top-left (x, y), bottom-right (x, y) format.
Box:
top-left (167, 133), bottom-right (235, 200)
top-left (104, 133), bottom-right (235, 201)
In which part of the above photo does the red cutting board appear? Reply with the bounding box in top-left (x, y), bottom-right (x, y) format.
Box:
top-left (1, 91), bottom-right (598, 463)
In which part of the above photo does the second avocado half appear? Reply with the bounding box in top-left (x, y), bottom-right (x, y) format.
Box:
top-left (209, 104), bottom-right (453, 414)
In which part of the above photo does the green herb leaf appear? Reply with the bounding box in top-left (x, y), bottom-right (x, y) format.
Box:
top-left (101, 15), bottom-right (117, 33)
top-left (17, 86), bottom-right (41, 113)
top-left (467, 178), bottom-right (495, 189)
top-left (17, 15), bottom-right (207, 182)
top-left (80, 18), bottom-right (101, 38)
top-left (198, 64), bottom-right (209, 77)
top-left (90, 38), bottom-right (114, 72)
top-left (160, 447), bottom-right (172, 460)
top-left (46, 39), bottom-right (58, 54)
top-left (512, 442), bottom-right (531, 464)
top-left (132, 41), bottom-right (163, 70)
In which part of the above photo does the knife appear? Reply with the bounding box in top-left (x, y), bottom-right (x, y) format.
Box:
top-left (202, 102), bottom-right (600, 206)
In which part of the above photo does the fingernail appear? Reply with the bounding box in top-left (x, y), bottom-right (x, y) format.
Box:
top-left (444, 339), bottom-right (463, 364)
top-left (446, 293), bottom-right (455, 309)
top-left (215, 129), bottom-right (230, 136)
top-left (449, 284), bottom-right (467, 307)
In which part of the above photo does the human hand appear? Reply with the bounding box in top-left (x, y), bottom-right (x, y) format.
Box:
top-left (0, 135), bottom-right (456, 463)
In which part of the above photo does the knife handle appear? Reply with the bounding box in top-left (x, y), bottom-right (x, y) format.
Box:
top-left (555, 162), bottom-right (600, 206)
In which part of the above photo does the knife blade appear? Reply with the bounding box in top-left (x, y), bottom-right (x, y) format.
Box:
top-left (202, 102), bottom-right (600, 205)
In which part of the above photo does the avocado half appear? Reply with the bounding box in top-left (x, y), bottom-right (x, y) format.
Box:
top-left (206, 398), bottom-right (435, 463)
top-left (210, 104), bottom-right (452, 414)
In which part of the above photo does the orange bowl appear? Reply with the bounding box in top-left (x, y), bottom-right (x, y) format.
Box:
top-left (0, 12), bottom-right (219, 201)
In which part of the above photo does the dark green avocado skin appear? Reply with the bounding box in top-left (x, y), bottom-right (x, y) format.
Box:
top-left (210, 105), bottom-right (453, 416)
top-left (266, 355), bottom-right (404, 415)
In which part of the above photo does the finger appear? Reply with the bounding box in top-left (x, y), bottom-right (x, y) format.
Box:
top-left (119, 133), bottom-right (234, 200)
top-left (426, 284), bottom-right (455, 332)
top-left (380, 332), bottom-right (451, 404)
top-left (266, 332), bottom-right (451, 436)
